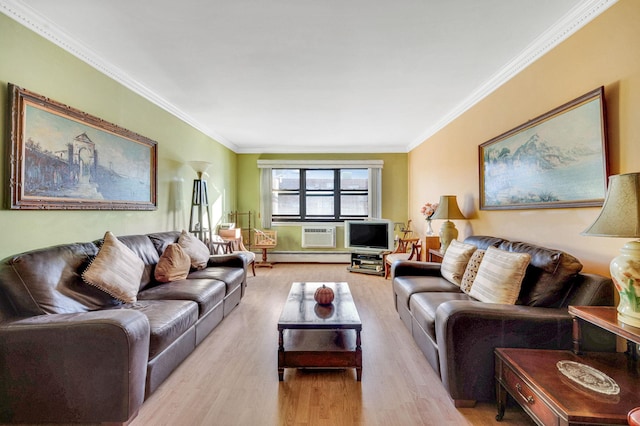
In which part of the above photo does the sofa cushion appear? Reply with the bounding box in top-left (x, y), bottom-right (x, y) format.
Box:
top-left (187, 266), bottom-right (245, 295)
top-left (498, 240), bottom-right (583, 307)
top-left (410, 292), bottom-right (474, 341)
top-left (148, 231), bottom-right (181, 256)
top-left (460, 249), bottom-right (485, 294)
top-left (82, 232), bottom-right (144, 304)
top-left (154, 244), bottom-right (191, 283)
top-left (178, 230), bottom-right (210, 270)
top-left (463, 235), bottom-right (505, 250)
top-left (0, 242), bottom-right (113, 315)
top-left (393, 275), bottom-right (460, 310)
top-left (110, 299), bottom-right (198, 360)
top-left (138, 279), bottom-right (226, 318)
top-left (440, 240), bottom-right (477, 286)
top-left (469, 246), bottom-right (530, 305)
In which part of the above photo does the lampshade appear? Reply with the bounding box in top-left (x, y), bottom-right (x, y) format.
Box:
top-left (582, 172), bottom-right (640, 328)
top-left (431, 195), bottom-right (466, 220)
top-left (431, 195), bottom-right (466, 254)
top-left (582, 173), bottom-right (640, 238)
top-left (187, 161), bottom-right (212, 179)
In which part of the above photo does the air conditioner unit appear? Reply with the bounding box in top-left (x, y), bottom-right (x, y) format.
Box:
top-left (301, 226), bottom-right (336, 248)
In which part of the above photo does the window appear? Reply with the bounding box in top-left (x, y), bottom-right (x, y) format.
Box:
top-left (258, 160), bottom-right (383, 226)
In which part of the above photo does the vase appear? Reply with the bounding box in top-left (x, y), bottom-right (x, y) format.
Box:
top-left (426, 219), bottom-right (434, 236)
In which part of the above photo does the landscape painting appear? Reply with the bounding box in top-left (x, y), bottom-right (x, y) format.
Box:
top-left (9, 84), bottom-right (157, 210)
top-left (479, 87), bottom-right (608, 210)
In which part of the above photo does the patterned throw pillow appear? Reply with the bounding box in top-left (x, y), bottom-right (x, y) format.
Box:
top-left (82, 231), bottom-right (144, 303)
top-left (469, 246), bottom-right (531, 304)
top-left (460, 249), bottom-right (485, 294)
top-left (155, 243), bottom-right (191, 282)
top-left (440, 240), bottom-right (477, 286)
top-left (178, 230), bottom-right (210, 270)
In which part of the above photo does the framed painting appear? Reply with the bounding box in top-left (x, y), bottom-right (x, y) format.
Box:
top-left (8, 84), bottom-right (157, 210)
top-left (479, 87), bottom-right (608, 210)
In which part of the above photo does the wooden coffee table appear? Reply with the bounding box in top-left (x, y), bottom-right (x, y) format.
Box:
top-left (277, 282), bottom-right (362, 381)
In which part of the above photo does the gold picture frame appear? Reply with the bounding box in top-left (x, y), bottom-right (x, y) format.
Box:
top-left (8, 84), bottom-right (157, 210)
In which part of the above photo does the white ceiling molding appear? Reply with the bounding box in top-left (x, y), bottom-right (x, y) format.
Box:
top-left (1, 0), bottom-right (618, 154)
top-left (407, 0), bottom-right (618, 151)
top-left (0, 0), bottom-right (238, 152)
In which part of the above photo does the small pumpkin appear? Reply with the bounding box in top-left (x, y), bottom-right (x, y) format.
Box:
top-left (314, 284), bottom-right (334, 305)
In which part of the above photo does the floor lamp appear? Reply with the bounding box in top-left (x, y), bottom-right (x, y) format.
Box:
top-left (188, 161), bottom-right (212, 245)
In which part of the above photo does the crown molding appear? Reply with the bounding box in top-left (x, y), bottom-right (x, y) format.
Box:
top-left (0, 0), bottom-right (618, 154)
top-left (407, 0), bottom-right (619, 152)
top-left (0, 0), bottom-right (238, 152)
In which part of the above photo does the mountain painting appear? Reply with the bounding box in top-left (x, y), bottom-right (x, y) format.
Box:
top-left (480, 88), bottom-right (607, 210)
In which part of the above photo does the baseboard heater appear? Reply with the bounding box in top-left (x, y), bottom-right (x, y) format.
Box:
top-left (301, 226), bottom-right (336, 248)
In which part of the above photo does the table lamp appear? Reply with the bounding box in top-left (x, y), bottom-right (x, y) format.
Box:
top-left (430, 195), bottom-right (466, 254)
top-left (582, 172), bottom-right (640, 328)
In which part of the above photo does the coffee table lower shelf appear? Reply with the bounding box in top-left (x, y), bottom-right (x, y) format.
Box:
top-left (278, 329), bottom-right (362, 381)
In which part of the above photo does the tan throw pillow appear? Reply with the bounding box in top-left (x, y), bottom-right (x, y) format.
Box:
top-left (460, 249), bottom-right (485, 294)
top-left (155, 243), bottom-right (191, 283)
top-left (469, 246), bottom-right (531, 304)
top-left (440, 240), bottom-right (477, 286)
top-left (82, 231), bottom-right (144, 303)
top-left (178, 230), bottom-right (210, 270)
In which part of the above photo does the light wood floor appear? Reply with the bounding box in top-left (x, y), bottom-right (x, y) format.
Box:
top-left (132, 263), bottom-right (534, 426)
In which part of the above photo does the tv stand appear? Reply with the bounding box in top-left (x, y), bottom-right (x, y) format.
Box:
top-left (348, 252), bottom-right (384, 276)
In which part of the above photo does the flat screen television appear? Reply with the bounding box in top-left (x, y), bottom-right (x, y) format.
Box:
top-left (344, 219), bottom-right (394, 253)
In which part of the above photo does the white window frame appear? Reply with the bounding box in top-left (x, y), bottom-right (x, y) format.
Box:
top-left (257, 159), bottom-right (383, 227)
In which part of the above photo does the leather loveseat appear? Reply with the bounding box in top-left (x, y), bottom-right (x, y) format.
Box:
top-left (0, 230), bottom-right (247, 424)
top-left (391, 235), bottom-right (615, 407)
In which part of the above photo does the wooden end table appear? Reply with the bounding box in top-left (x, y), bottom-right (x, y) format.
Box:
top-left (495, 306), bottom-right (640, 425)
top-left (277, 282), bottom-right (362, 381)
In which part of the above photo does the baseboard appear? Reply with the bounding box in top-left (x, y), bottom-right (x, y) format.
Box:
top-left (252, 251), bottom-right (351, 263)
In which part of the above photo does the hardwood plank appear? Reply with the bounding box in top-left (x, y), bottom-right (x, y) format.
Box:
top-left (130, 263), bottom-right (534, 426)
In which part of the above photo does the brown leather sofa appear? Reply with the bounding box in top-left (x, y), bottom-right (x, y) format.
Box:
top-left (0, 231), bottom-right (247, 424)
top-left (391, 235), bottom-right (615, 408)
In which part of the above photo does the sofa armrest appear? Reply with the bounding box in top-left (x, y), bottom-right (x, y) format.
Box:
top-left (391, 260), bottom-right (442, 279)
top-left (434, 301), bottom-right (577, 403)
top-left (207, 253), bottom-right (245, 269)
top-left (0, 310), bottom-right (150, 424)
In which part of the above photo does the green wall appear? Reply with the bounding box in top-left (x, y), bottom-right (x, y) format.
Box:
top-left (0, 14), bottom-right (237, 259)
top-left (237, 153), bottom-right (408, 251)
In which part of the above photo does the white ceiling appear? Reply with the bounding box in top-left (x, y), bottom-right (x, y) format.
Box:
top-left (1, 0), bottom-right (616, 153)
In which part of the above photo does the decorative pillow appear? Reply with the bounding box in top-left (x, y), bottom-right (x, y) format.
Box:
top-left (460, 249), bottom-right (485, 294)
top-left (469, 246), bottom-right (531, 304)
top-left (178, 230), bottom-right (210, 270)
top-left (82, 231), bottom-right (144, 303)
top-left (440, 240), bottom-right (477, 286)
top-left (155, 243), bottom-right (191, 283)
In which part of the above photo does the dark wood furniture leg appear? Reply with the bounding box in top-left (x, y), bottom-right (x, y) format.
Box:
top-left (356, 329), bottom-right (362, 381)
top-left (278, 329), bottom-right (284, 381)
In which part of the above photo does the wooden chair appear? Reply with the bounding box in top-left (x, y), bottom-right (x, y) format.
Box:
top-left (254, 229), bottom-right (277, 268)
top-left (384, 237), bottom-right (421, 279)
top-left (217, 228), bottom-right (256, 276)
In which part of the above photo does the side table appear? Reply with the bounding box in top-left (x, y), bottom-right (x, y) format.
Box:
top-left (428, 248), bottom-right (444, 263)
top-left (495, 306), bottom-right (640, 425)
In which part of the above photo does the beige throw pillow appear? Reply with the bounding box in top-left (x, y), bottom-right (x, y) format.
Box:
top-left (440, 240), bottom-right (477, 286)
top-left (178, 230), bottom-right (210, 270)
top-left (82, 231), bottom-right (144, 303)
top-left (155, 243), bottom-right (191, 282)
top-left (460, 249), bottom-right (485, 294)
top-left (469, 246), bottom-right (531, 304)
